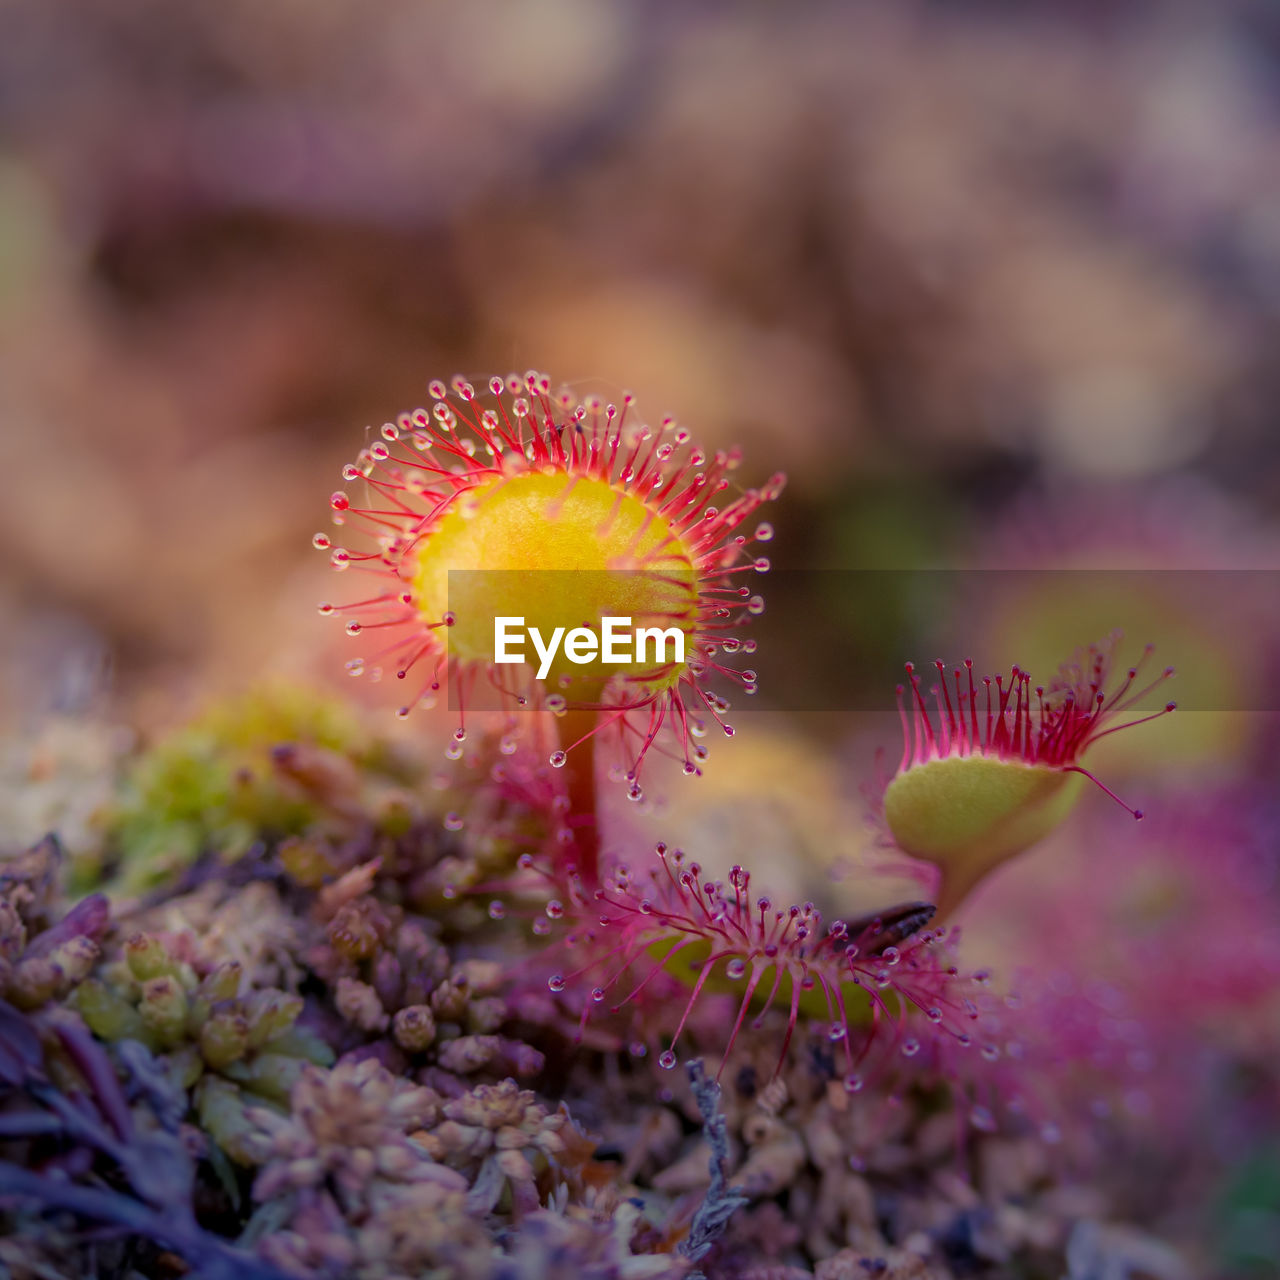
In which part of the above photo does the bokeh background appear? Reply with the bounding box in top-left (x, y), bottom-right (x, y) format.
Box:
top-left (4, 0), bottom-right (1280, 726)
top-left (3, 2), bottom-right (1280, 1274)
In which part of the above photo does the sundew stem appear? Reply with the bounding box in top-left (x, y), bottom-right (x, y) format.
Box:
top-left (556, 708), bottom-right (602, 888)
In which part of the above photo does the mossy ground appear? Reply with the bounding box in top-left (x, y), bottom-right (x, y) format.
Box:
top-left (0, 691), bottom-right (1200, 1279)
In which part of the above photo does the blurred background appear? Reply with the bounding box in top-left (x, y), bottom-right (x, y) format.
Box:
top-left (3, 0), bottom-right (1280, 729)
top-left (2, 3), bottom-right (1280, 1273)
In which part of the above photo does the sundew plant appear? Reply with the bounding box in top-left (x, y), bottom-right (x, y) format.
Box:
top-left (0, 370), bottom-right (1190, 1280)
top-left (319, 372), bottom-right (1174, 1090)
top-left (317, 371), bottom-right (784, 888)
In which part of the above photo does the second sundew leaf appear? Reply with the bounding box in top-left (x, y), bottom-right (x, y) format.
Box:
top-left (545, 846), bottom-right (975, 1087)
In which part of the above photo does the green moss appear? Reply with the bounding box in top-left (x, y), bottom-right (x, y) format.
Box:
top-left (89, 686), bottom-right (415, 894)
top-left (72, 931), bottom-right (335, 1162)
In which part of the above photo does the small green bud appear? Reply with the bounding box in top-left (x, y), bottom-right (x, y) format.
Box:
top-left (376, 793), bottom-right (416, 838)
top-left (198, 962), bottom-right (244, 1004)
top-left (168, 1043), bottom-right (205, 1090)
top-left (278, 835), bottom-right (338, 889)
top-left (244, 990), bottom-right (304, 1049)
top-left (139, 976), bottom-right (189, 1047)
top-left (223, 1051), bottom-right (308, 1105)
top-left (195, 1076), bottom-right (272, 1165)
top-left (74, 979), bottom-right (148, 1042)
top-left (125, 934), bottom-right (177, 982)
top-left (199, 1007), bottom-right (252, 1069)
top-left (186, 966), bottom-right (242, 1033)
top-left (265, 1024), bottom-right (335, 1067)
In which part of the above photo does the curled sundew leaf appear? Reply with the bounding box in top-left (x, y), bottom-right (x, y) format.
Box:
top-left (880, 637), bottom-right (1174, 915)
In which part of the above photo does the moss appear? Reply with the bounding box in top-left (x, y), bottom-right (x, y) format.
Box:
top-left (91, 685), bottom-right (419, 894)
top-left (71, 930), bottom-right (334, 1162)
